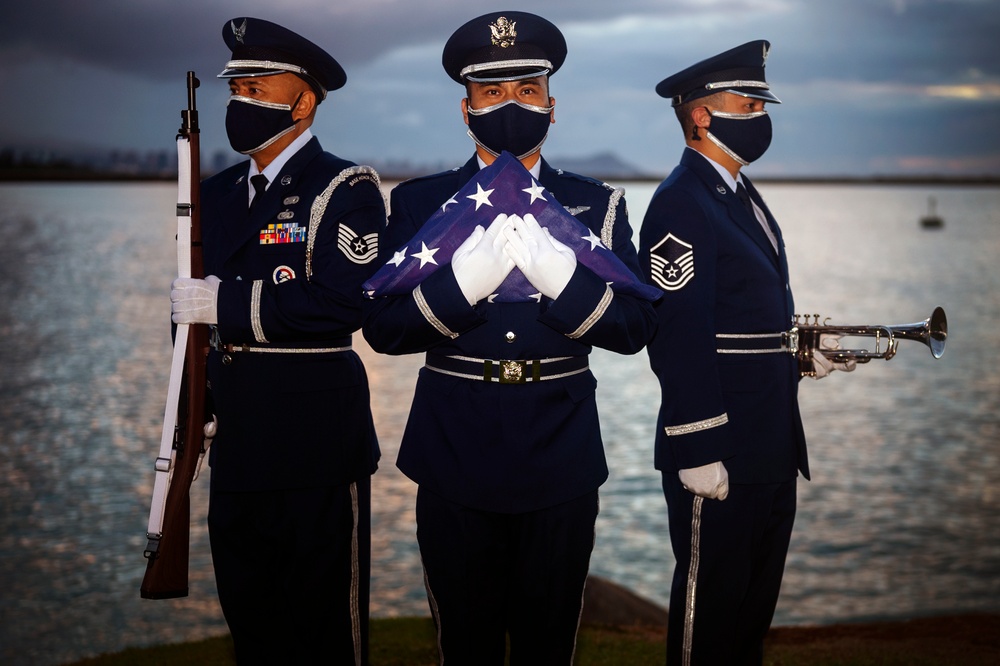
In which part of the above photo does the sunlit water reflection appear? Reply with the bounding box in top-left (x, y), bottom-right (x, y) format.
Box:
top-left (1, 181), bottom-right (997, 665)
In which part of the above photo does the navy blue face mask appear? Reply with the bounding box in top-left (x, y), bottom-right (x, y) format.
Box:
top-left (225, 94), bottom-right (301, 155)
top-left (466, 99), bottom-right (553, 160)
top-left (705, 110), bottom-right (772, 166)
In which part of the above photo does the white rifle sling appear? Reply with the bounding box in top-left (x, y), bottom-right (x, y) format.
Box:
top-left (145, 135), bottom-right (194, 544)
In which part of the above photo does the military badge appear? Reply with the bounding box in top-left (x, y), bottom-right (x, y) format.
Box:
top-left (490, 16), bottom-right (517, 48)
top-left (231, 19), bottom-right (247, 44)
top-left (650, 233), bottom-right (694, 291)
top-left (338, 224), bottom-right (378, 264)
top-left (273, 265), bottom-right (296, 284)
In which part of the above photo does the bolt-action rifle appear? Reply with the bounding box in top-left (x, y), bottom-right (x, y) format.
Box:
top-left (140, 71), bottom-right (211, 599)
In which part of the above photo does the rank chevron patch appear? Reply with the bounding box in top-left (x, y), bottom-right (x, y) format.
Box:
top-left (338, 224), bottom-right (378, 264)
top-left (650, 232), bottom-right (694, 291)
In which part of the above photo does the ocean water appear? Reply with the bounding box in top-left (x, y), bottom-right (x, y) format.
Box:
top-left (0, 180), bottom-right (998, 665)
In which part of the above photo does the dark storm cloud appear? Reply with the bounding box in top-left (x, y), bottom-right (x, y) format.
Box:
top-left (3, 0), bottom-right (999, 175)
top-left (772, 1), bottom-right (1000, 85)
top-left (5, 0), bottom-right (998, 85)
top-left (0, 0), bottom-right (703, 79)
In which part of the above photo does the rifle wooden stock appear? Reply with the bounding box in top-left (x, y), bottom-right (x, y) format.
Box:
top-left (141, 71), bottom-right (209, 599)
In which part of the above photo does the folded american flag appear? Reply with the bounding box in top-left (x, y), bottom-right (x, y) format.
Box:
top-left (363, 151), bottom-right (662, 303)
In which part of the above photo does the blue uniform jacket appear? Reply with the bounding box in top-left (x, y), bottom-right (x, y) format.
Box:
top-left (639, 148), bottom-right (808, 483)
top-left (363, 156), bottom-right (656, 513)
top-left (201, 137), bottom-right (384, 492)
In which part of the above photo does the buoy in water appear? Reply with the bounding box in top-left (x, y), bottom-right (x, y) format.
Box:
top-left (920, 195), bottom-right (943, 229)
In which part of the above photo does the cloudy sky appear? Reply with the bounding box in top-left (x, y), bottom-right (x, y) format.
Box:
top-left (3, 0), bottom-right (998, 177)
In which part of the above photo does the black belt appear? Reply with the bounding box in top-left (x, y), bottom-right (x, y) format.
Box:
top-left (209, 327), bottom-right (352, 354)
top-left (715, 329), bottom-right (799, 355)
top-left (424, 353), bottom-right (589, 384)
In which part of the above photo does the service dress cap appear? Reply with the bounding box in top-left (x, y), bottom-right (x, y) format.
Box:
top-left (442, 11), bottom-right (567, 84)
top-left (217, 17), bottom-right (346, 100)
top-left (656, 40), bottom-right (781, 107)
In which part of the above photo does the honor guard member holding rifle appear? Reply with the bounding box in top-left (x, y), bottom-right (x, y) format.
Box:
top-left (169, 17), bottom-right (384, 665)
top-left (362, 11), bottom-right (656, 664)
top-left (639, 41), bottom-right (854, 665)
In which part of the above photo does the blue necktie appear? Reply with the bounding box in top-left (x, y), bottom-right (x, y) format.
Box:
top-left (249, 174), bottom-right (268, 212)
top-left (735, 182), bottom-right (754, 215)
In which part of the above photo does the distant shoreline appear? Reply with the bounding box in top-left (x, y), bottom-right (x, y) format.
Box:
top-left (3, 170), bottom-right (1000, 187)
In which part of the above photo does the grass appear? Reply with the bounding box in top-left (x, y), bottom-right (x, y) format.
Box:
top-left (64, 614), bottom-right (1000, 665)
top-left (62, 619), bottom-right (661, 666)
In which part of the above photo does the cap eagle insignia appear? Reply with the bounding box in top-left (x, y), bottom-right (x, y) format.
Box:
top-left (762, 42), bottom-right (769, 64)
top-left (231, 19), bottom-right (248, 44)
top-left (490, 17), bottom-right (517, 48)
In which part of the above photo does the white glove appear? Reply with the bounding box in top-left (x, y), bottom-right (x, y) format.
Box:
top-left (171, 275), bottom-right (221, 325)
top-left (203, 415), bottom-right (218, 439)
top-left (452, 213), bottom-right (516, 306)
top-left (679, 461), bottom-right (729, 500)
top-left (502, 213), bottom-right (577, 300)
top-left (193, 415), bottom-right (218, 482)
top-left (811, 333), bottom-right (858, 379)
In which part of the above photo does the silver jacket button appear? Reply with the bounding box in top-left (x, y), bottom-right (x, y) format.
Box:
top-left (505, 331), bottom-right (517, 343)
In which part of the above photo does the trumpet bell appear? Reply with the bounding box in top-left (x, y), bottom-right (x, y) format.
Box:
top-left (889, 305), bottom-right (947, 359)
top-left (927, 306), bottom-right (947, 359)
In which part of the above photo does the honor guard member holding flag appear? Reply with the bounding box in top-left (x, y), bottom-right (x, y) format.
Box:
top-left (639, 41), bottom-right (854, 665)
top-left (168, 17), bottom-right (384, 665)
top-left (362, 11), bottom-right (656, 664)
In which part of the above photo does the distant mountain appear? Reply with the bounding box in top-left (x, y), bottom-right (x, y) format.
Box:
top-left (546, 151), bottom-right (657, 181)
top-left (368, 151), bottom-right (657, 183)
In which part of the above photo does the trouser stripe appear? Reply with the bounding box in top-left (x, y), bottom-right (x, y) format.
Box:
top-left (422, 565), bottom-right (445, 665)
top-left (683, 496), bottom-right (704, 666)
top-left (569, 511), bottom-right (599, 665)
top-left (349, 482), bottom-right (361, 666)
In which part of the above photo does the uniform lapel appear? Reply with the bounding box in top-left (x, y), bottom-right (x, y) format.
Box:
top-left (742, 177), bottom-right (781, 245)
top-left (538, 158), bottom-right (590, 224)
top-left (268, 136), bottom-right (322, 219)
top-left (743, 175), bottom-right (789, 275)
top-left (220, 138), bottom-right (323, 263)
top-left (682, 150), bottom-right (779, 268)
top-left (217, 168), bottom-right (252, 264)
top-left (456, 155), bottom-right (481, 188)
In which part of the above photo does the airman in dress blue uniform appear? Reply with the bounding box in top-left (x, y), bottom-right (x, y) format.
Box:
top-left (169, 17), bottom-right (384, 665)
top-left (362, 11), bottom-right (657, 665)
top-left (639, 41), bottom-right (852, 665)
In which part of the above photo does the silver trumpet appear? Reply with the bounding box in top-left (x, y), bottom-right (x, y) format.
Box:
top-left (793, 306), bottom-right (947, 377)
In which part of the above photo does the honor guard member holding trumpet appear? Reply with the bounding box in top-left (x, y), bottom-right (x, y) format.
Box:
top-left (639, 41), bottom-right (856, 665)
top-left (168, 17), bottom-right (384, 665)
top-left (362, 11), bottom-right (656, 664)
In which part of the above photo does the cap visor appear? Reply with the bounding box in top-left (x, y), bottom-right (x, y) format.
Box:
top-left (728, 88), bottom-right (781, 104)
top-left (217, 67), bottom-right (287, 79)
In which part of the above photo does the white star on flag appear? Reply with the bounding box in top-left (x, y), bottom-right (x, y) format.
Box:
top-left (467, 183), bottom-right (494, 210)
top-left (441, 196), bottom-right (458, 212)
top-left (388, 248), bottom-right (407, 267)
top-left (522, 180), bottom-right (547, 204)
top-left (411, 242), bottom-right (439, 268)
top-left (582, 230), bottom-right (604, 250)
